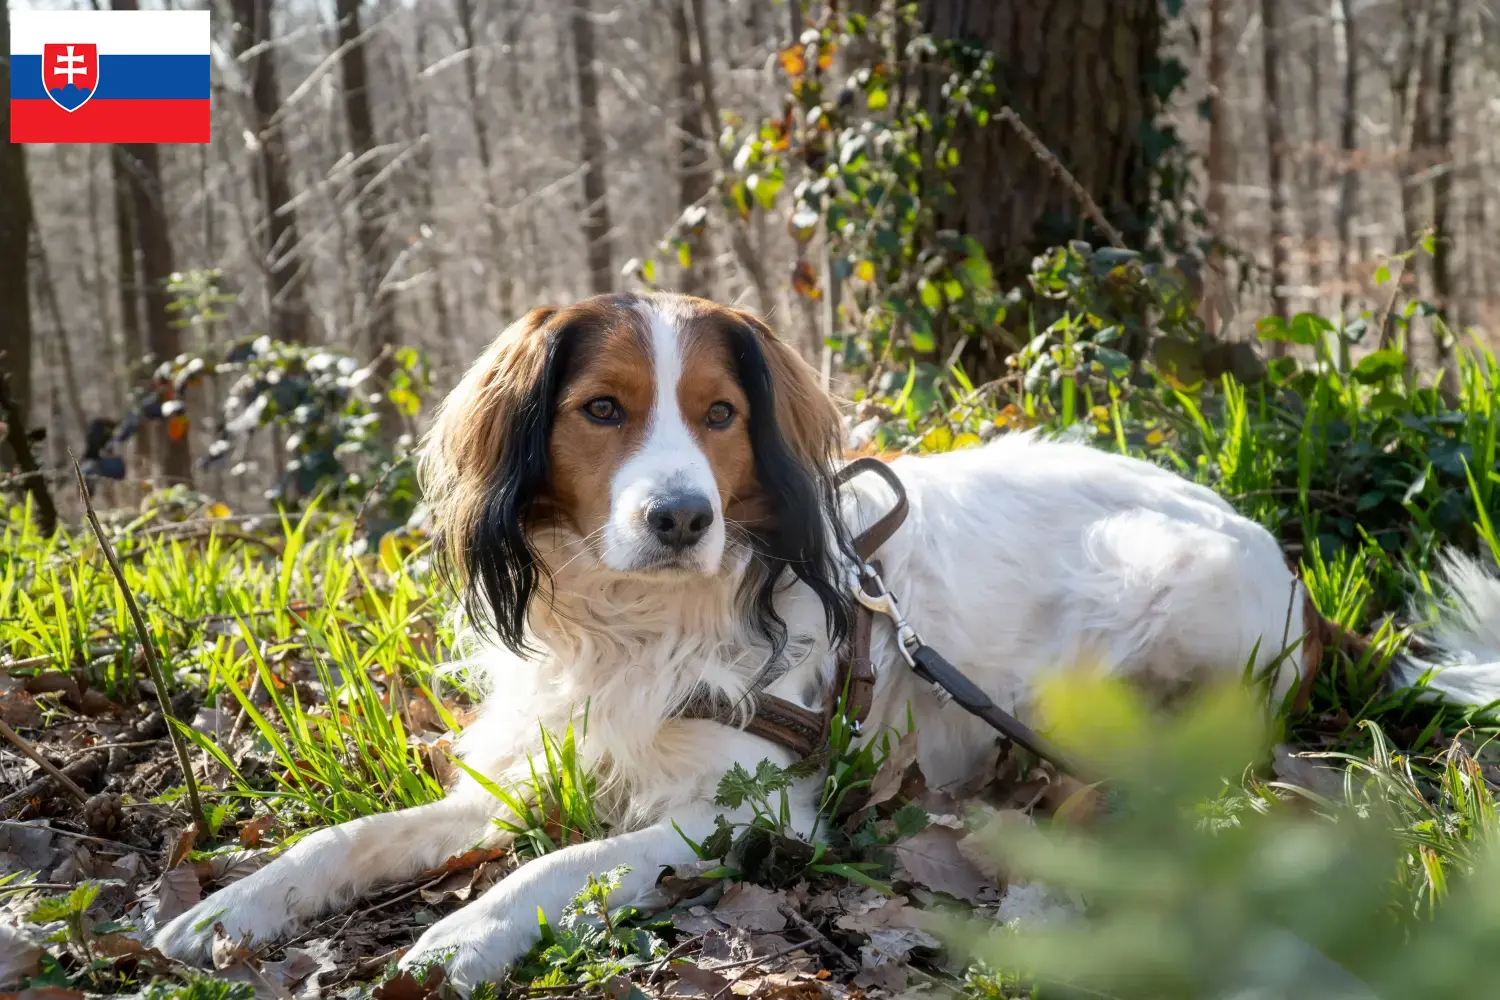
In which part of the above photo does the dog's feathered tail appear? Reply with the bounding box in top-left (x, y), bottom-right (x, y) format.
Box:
top-left (1386, 550), bottom-right (1500, 707)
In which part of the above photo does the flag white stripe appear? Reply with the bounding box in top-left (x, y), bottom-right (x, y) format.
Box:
top-left (11, 11), bottom-right (210, 57)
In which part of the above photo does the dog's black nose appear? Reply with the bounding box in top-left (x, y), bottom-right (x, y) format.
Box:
top-left (644, 491), bottom-right (715, 549)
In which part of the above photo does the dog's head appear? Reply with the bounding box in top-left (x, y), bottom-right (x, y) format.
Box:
top-left (420, 292), bottom-right (854, 655)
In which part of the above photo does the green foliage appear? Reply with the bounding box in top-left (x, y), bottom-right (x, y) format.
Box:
top-left (509, 865), bottom-right (667, 991)
top-left (950, 674), bottom-right (1500, 1000)
top-left (106, 273), bottom-right (432, 531)
top-left (453, 716), bottom-right (607, 861)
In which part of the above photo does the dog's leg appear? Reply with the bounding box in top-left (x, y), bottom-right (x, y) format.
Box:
top-left (155, 793), bottom-right (501, 964)
top-left (397, 797), bottom-right (813, 992)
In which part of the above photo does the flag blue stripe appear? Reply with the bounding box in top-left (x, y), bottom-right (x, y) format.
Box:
top-left (10, 54), bottom-right (209, 100)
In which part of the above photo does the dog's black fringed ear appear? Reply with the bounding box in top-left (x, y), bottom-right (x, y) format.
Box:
top-left (724, 316), bottom-right (856, 654)
top-left (465, 329), bottom-right (576, 654)
top-left (418, 306), bottom-right (575, 656)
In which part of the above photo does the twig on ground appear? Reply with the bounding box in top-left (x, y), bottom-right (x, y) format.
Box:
top-left (997, 106), bottom-right (1126, 250)
top-left (778, 904), bottom-right (859, 972)
top-left (0, 819), bottom-right (143, 853)
top-left (645, 933), bottom-right (707, 985)
top-left (71, 456), bottom-right (208, 834)
top-left (0, 717), bottom-right (89, 804)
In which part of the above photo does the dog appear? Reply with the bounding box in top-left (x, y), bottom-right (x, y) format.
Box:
top-left (155, 292), bottom-right (1500, 987)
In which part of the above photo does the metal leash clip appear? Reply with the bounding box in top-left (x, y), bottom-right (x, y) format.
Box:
top-left (849, 563), bottom-right (952, 707)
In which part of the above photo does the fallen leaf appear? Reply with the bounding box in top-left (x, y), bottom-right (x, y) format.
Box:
top-left (671, 962), bottom-right (734, 997)
top-left (193, 848), bottom-right (272, 885)
top-left (92, 933), bottom-right (147, 960)
top-left (422, 847), bottom-right (505, 878)
top-left (24, 674), bottom-right (81, 710)
top-left (164, 826), bottom-right (198, 870)
top-left (239, 816), bottom-right (275, 848)
top-left (713, 882), bottom-right (789, 932)
top-left (864, 730), bottom-right (922, 812)
top-left (10, 988), bottom-right (85, 1000)
top-left (894, 826), bottom-right (996, 904)
top-left (152, 865), bottom-right (201, 927)
top-left (656, 859), bottom-right (728, 905)
top-left (77, 689), bottom-right (120, 717)
top-left (371, 964), bottom-right (445, 1000)
top-left (0, 924), bottom-right (42, 990)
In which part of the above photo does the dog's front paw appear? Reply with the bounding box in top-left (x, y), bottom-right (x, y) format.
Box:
top-left (399, 908), bottom-right (537, 993)
top-left (154, 883), bottom-right (295, 965)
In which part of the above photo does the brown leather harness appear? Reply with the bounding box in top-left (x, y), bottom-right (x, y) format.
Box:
top-left (676, 457), bottom-right (908, 759)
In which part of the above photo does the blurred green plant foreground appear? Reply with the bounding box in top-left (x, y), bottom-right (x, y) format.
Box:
top-left (956, 675), bottom-right (1500, 1000)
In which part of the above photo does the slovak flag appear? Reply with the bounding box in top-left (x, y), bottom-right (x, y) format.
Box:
top-left (10, 9), bottom-right (210, 144)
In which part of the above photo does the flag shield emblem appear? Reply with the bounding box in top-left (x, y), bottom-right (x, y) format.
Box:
top-left (42, 42), bottom-right (98, 112)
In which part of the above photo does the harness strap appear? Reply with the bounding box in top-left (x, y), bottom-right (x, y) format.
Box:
top-left (676, 457), bottom-right (904, 758)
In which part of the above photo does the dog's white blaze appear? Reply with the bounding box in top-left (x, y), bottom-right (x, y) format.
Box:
top-left (600, 301), bottom-right (725, 572)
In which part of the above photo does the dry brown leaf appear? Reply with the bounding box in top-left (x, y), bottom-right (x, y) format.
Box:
top-left (152, 865), bottom-right (201, 927)
top-left (0, 925), bottom-right (42, 991)
top-left (238, 816), bottom-right (275, 848)
top-left (894, 826), bottom-right (995, 904)
top-left (671, 962), bottom-right (734, 997)
top-left (864, 731), bottom-right (920, 813)
top-left (24, 674), bottom-right (81, 709)
top-left (211, 922), bottom-right (256, 971)
top-left (92, 933), bottom-right (147, 960)
top-left (423, 847), bottom-right (506, 878)
top-left (656, 859), bottom-right (727, 905)
top-left (8, 988), bottom-right (85, 1000)
top-left (77, 689), bottom-right (120, 717)
top-left (713, 883), bottom-right (789, 932)
top-left (370, 964), bottom-right (445, 1000)
top-left (164, 826), bottom-right (198, 870)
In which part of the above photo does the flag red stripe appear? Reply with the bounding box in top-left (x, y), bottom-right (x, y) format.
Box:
top-left (9, 99), bottom-right (209, 143)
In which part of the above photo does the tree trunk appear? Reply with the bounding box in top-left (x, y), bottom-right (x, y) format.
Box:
top-left (1431, 0), bottom-right (1461, 385)
top-left (1334, 0), bottom-right (1359, 320)
top-left (671, 0), bottom-right (711, 297)
top-left (921, 1), bottom-right (1161, 284)
top-left (571, 0), bottom-right (614, 295)
top-left (335, 0), bottom-right (397, 362)
top-left (1203, 0), bottom-right (1230, 334)
top-left (1302, 13), bottom-right (1326, 313)
top-left (0, 0), bottom-right (35, 469)
top-left (1382, 0), bottom-right (1429, 351)
top-left (455, 0), bottom-right (513, 319)
top-left (114, 36), bottom-right (186, 479)
top-left (120, 142), bottom-right (192, 484)
top-left (231, 0), bottom-right (311, 343)
top-left (1260, 0), bottom-right (1290, 334)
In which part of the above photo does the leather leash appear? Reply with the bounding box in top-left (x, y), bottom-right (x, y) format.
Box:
top-left (682, 456), bottom-right (1084, 779)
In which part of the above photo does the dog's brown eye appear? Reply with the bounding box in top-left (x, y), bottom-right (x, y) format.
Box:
top-left (706, 402), bottom-right (736, 429)
top-left (584, 397), bottom-right (623, 424)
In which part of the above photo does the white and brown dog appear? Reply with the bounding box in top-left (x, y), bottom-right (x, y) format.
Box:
top-left (156, 292), bottom-right (1500, 986)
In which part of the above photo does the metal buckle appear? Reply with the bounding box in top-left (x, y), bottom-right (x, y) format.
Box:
top-left (849, 563), bottom-right (923, 669)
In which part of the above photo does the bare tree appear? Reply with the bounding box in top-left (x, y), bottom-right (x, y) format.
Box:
top-left (1431, 0), bottom-right (1462, 381)
top-left (454, 0), bottom-right (513, 319)
top-left (1261, 0), bottom-right (1290, 331)
top-left (1334, 0), bottom-right (1359, 320)
top-left (120, 142), bottom-right (192, 484)
top-left (572, 0), bottom-right (615, 294)
top-left (0, 0), bottom-right (36, 465)
top-left (335, 0), bottom-right (399, 356)
top-left (672, 0), bottom-right (711, 297)
top-left (1204, 0), bottom-right (1231, 333)
top-left (231, 0), bottom-right (312, 343)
